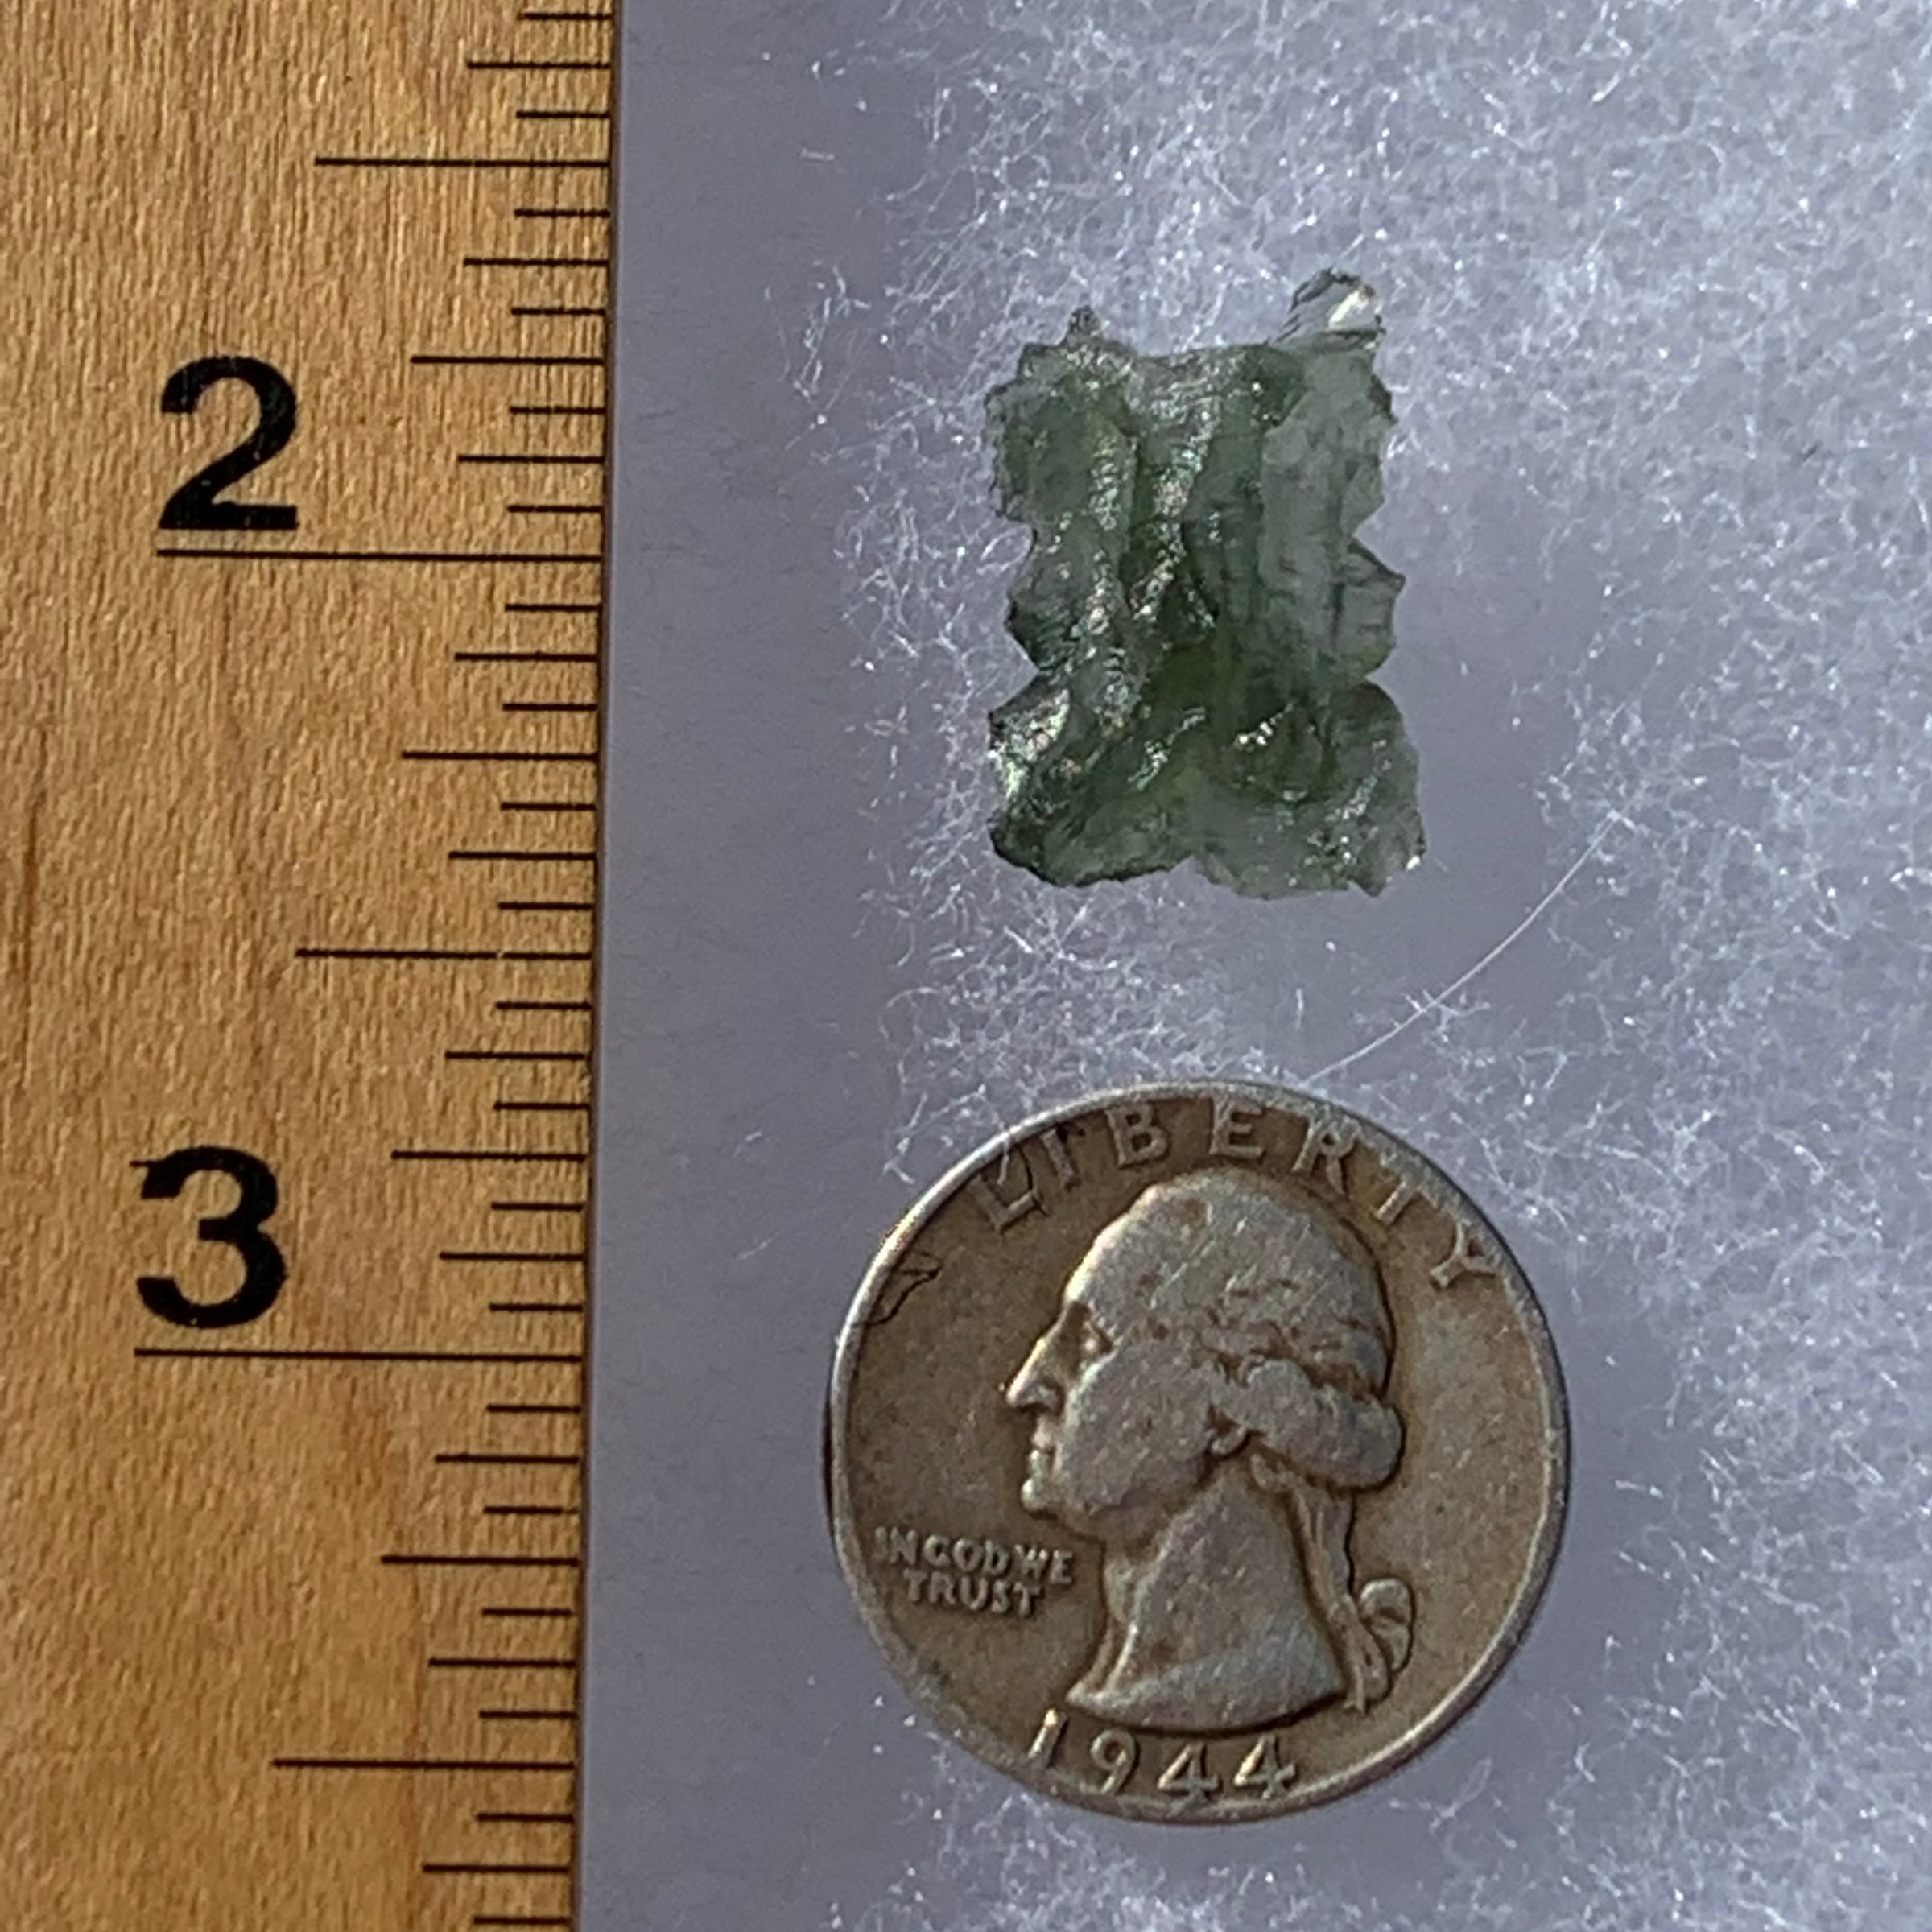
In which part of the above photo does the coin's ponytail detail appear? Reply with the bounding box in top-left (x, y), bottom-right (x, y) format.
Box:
top-left (1278, 1479), bottom-right (1414, 1711)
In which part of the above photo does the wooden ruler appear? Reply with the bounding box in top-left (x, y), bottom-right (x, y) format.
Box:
top-left (1, 6), bottom-right (617, 1926)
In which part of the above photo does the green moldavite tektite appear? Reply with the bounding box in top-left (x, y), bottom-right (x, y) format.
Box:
top-left (985, 270), bottom-right (1422, 897)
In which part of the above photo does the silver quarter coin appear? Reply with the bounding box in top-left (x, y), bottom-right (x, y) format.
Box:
top-left (827, 1083), bottom-right (1567, 1822)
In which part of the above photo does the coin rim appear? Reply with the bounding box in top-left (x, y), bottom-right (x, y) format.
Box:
top-left (824, 1079), bottom-right (1571, 1825)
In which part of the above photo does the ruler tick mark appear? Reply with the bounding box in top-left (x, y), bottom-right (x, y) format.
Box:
top-left (440, 1249), bottom-right (587, 1262)
top-left (449, 1047), bottom-right (590, 1062)
top-left (415, 352), bottom-right (603, 367)
top-left (448, 850), bottom-right (597, 863)
top-left (464, 255), bottom-right (611, 270)
top-left (394, 1150), bottom-right (588, 1165)
top-left (134, 1346), bottom-right (579, 1364)
top-left (430, 1656), bottom-right (578, 1670)
top-left (460, 650), bottom-right (598, 663)
top-left (299, 942), bottom-right (593, 964)
top-left (315, 155), bottom-right (607, 170)
top-left (382, 1554), bottom-right (581, 1569)
top-left (157, 546), bottom-right (601, 564)
top-left (275, 1757), bottom-right (573, 1773)
top-left (424, 1860), bottom-right (572, 1876)
top-left (299, 946), bottom-right (498, 961)
top-left (437, 1452), bottom-right (583, 1466)
top-left (458, 452), bottom-right (605, 466)
top-left (403, 749), bottom-right (597, 762)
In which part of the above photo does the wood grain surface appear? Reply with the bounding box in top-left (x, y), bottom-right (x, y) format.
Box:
top-left (0, 5), bottom-right (613, 1925)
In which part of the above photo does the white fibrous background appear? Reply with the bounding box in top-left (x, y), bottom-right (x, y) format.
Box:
top-left (798, 0), bottom-right (1932, 1925)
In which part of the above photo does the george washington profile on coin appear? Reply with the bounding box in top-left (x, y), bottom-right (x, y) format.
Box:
top-left (1005, 1169), bottom-right (1414, 1737)
top-left (828, 1084), bottom-right (1566, 1823)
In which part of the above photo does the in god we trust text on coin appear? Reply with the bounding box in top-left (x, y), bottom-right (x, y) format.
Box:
top-left (827, 1084), bottom-right (1567, 1823)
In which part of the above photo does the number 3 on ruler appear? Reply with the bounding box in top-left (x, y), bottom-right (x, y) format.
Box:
top-left (136, 1146), bottom-right (287, 1328)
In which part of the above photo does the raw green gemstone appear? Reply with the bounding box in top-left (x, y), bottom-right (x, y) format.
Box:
top-left (985, 271), bottom-right (1422, 898)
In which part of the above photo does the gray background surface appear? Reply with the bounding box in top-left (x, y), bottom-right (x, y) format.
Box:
top-left (590, 1), bottom-right (1932, 1925)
